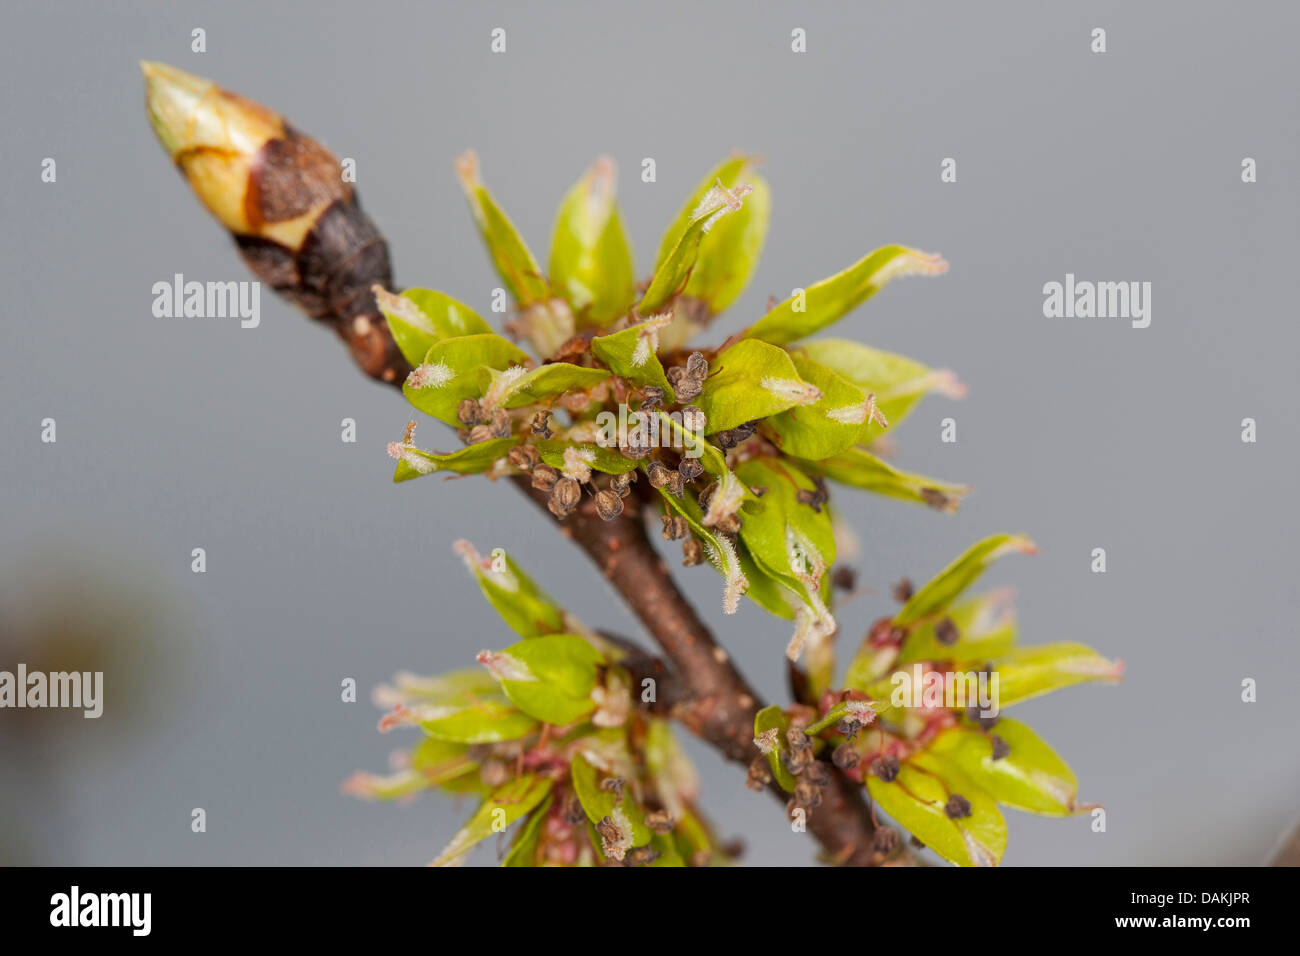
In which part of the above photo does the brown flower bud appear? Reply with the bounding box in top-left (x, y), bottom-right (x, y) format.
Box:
top-left (611, 471), bottom-right (636, 498)
top-left (681, 537), bottom-right (705, 567)
top-left (664, 470), bottom-right (685, 497)
top-left (619, 435), bottom-right (652, 460)
top-left (667, 366), bottom-right (703, 402)
top-left (680, 404), bottom-right (706, 434)
top-left (804, 761), bottom-right (831, 787)
top-left (892, 577), bottom-right (915, 603)
top-left (870, 754), bottom-right (900, 783)
top-left (990, 734), bottom-right (1011, 761)
top-left (640, 386), bottom-right (664, 410)
top-left (507, 444), bottom-right (540, 471)
top-left (698, 481), bottom-right (718, 512)
top-left (661, 514), bottom-right (689, 541)
top-left (488, 407), bottom-right (512, 438)
top-left (966, 706), bottom-right (1000, 730)
top-left (457, 398), bottom-right (483, 426)
top-left (646, 460), bottom-right (673, 489)
top-left (466, 424), bottom-right (495, 444)
top-left (872, 827), bottom-right (900, 857)
top-left (626, 845), bottom-right (661, 867)
top-left (832, 742), bottom-right (860, 770)
top-left (548, 477), bottom-right (582, 518)
top-left (935, 616), bottom-right (960, 646)
top-left (530, 411), bottom-right (553, 438)
top-left (944, 794), bottom-right (972, 819)
top-left (531, 463), bottom-right (559, 493)
top-left (716, 513), bottom-right (742, 534)
top-left (644, 810), bottom-right (674, 834)
top-left (746, 756), bottom-right (772, 792)
top-left (677, 457), bottom-right (704, 482)
top-left (832, 566), bottom-right (857, 591)
top-left (594, 488), bottom-right (624, 521)
top-left (794, 778), bottom-right (823, 808)
top-left (685, 351), bottom-right (709, 380)
top-left (920, 487), bottom-right (952, 510)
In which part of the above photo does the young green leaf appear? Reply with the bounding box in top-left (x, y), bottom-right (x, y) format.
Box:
top-left (569, 753), bottom-right (654, 846)
top-left (744, 245), bottom-right (947, 346)
top-left (644, 720), bottom-right (700, 820)
top-left (733, 457), bottom-right (836, 602)
top-left (403, 333), bottom-right (531, 425)
top-left (651, 157), bottom-right (770, 316)
top-left (991, 642), bottom-right (1123, 707)
top-left (897, 590), bottom-right (1017, 665)
top-left (456, 150), bottom-right (549, 306)
top-left (895, 534), bottom-right (1037, 627)
top-left (479, 634), bottom-right (605, 726)
top-left (752, 705), bottom-right (798, 792)
top-left (549, 158), bottom-right (636, 326)
top-left (657, 487), bottom-right (749, 614)
top-left (454, 541), bottom-right (566, 638)
top-left (639, 185), bottom-right (751, 316)
top-left (502, 795), bottom-right (553, 867)
top-left (796, 339), bottom-right (963, 442)
top-left (431, 774), bottom-right (554, 866)
top-left (536, 439), bottom-right (641, 476)
top-left (374, 286), bottom-right (493, 367)
top-left (866, 751), bottom-right (1006, 867)
top-left (814, 447), bottom-right (970, 512)
top-left (928, 721), bottom-right (1082, 816)
top-left (390, 436), bottom-right (517, 482)
top-left (763, 353), bottom-right (881, 459)
top-left (414, 687), bottom-right (539, 744)
top-left (480, 363), bottom-right (610, 410)
top-left (694, 339), bottom-right (821, 435)
top-left (590, 314), bottom-right (676, 398)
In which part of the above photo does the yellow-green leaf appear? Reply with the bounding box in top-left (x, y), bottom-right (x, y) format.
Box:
top-left (895, 534), bottom-right (1037, 628)
top-left (745, 245), bottom-right (947, 346)
top-left (569, 753), bottom-right (653, 847)
top-left (928, 721), bottom-right (1082, 816)
top-left (795, 339), bottom-right (963, 442)
top-left (639, 185), bottom-right (750, 315)
top-left (391, 436), bottom-right (518, 482)
top-left (483, 634), bottom-right (605, 726)
top-left (764, 353), bottom-right (879, 459)
top-left (455, 541), bottom-right (566, 638)
top-left (403, 333), bottom-right (530, 425)
top-left (653, 157), bottom-right (770, 315)
top-left (374, 286), bottom-right (493, 367)
top-left (815, 447), bottom-right (969, 512)
top-left (753, 705), bottom-right (798, 792)
top-left (432, 775), bottom-right (553, 866)
top-left (590, 315), bottom-right (676, 397)
top-left (456, 151), bottom-right (549, 305)
top-left (867, 750), bottom-right (1005, 867)
top-left (897, 590), bottom-right (1017, 665)
top-left (992, 643), bottom-right (1123, 707)
top-left (695, 339), bottom-right (821, 435)
top-left (549, 158), bottom-right (636, 326)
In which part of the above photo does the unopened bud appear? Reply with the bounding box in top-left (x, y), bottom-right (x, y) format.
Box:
top-left (870, 754), bottom-right (900, 783)
top-left (677, 457), bottom-right (704, 482)
top-left (456, 398), bottom-right (483, 426)
top-left (935, 616), bottom-right (960, 646)
top-left (661, 514), bottom-right (689, 541)
top-left (944, 794), bottom-right (972, 819)
top-left (681, 537), bottom-right (705, 567)
top-left (507, 444), bottom-right (540, 471)
top-left (548, 477), bottom-right (582, 518)
top-left (531, 463), bottom-right (559, 493)
top-left (594, 488), bottom-right (624, 521)
top-left (647, 460), bottom-right (673, 489)
top-left (832, 742), bottom-right (860, 770)
top-left (530, 411), bottom-right (553, 438)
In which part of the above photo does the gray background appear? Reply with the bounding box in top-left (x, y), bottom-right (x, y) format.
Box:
top-left (1, 0), bottom-right (1296, 866)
